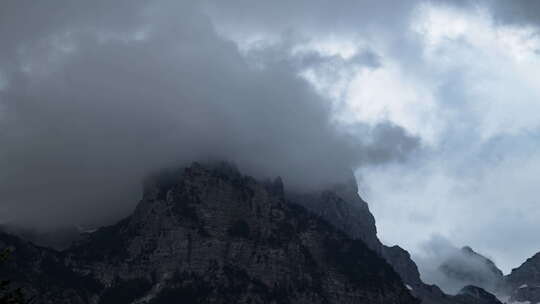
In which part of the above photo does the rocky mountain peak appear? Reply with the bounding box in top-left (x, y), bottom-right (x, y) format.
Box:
top-left (504, 251), bottom-right (540, 303)
top-left (436, 245), bottom-right (503, 294)
top-left (286, 174), bottom-right (382, 255)
top-left (508, 251), bottom-right (540, 281)
top-left (284, 171), bottom-right (503, 304)
top-left (1, 162), bottom-right (419, 304)
top-left (1, 161), bottom-right (513, 304)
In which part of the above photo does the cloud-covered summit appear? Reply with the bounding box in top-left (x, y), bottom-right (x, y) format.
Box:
top-left (2, 0), bottom-right (540, 277)
top-left (0, 1), bottom-right (418, 230)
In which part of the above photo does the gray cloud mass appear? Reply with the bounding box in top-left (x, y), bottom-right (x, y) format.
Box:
top-left (2, 0), bottom-right (540, 280)
top-left (0, 1), bottom-right (418, 230)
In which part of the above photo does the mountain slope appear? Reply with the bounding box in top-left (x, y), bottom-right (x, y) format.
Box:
top-left (289, 177), bottom-right (505, 304)
top-left (454, 286), bottom-right (503, 304)
top-left (1, 162), bottom-right (419, 304)
top-left (0, 232), bottom-right (100, 303)
top-left (286, 178), bottom-right (382, 255)
top-left (504, 252), bottom-right (540, 303)
top-left (437, 246), bottom-right (503, 294)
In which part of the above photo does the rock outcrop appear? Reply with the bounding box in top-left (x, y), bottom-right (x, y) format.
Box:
top-left (2, 161), bottom-right (519, 304)
top-left (381, 245), bottom-right (456, 304)
top-left (503, 252), bottom-right (540, 303)
top-left (289, 177), bottom-right (503, 304)
top-left (0, 162), bottom-right (419, 304)
top-left (286, 177), bottom-right (382, 255)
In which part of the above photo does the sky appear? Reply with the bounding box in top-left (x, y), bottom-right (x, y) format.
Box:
top-left (1, 0), bottom-right (539, 278)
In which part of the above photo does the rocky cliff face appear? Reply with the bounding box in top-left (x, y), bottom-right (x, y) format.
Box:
top-left (503, 252), bottom-right (540, 303)
top-left (289, 177), bottom-right (506, 304)
top-left (4, 161), bottom-right (527, 304)
top-left (0, 162), bottom-right (418, 304)
top-left (453, 286), bottom-right (503, 304)
top-left (0, 231), bottom-right (100, 303)
top-left (380, 245), bottom-right (456, 304)
top-left (286, 177), bottom-right (382, 255)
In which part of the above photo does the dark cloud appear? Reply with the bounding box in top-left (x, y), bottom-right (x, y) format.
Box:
top-left (4, 0), bottom-right (536, 278)
top-left (488, 0), bottom-right (540, 27)
top-left (0, 1), bottom-right (418, 231)
top-left (202, 0), bottom-right (540, 278)
top-left (203, 0), bottom-right (419, 37)
top-left (433, 0), bottom-right (540, 28)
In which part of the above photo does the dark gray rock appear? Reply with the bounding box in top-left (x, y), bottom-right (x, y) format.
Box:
top-left (381, 245), bottom-right (454, 304)
top-left (290, 177), bottom-right (502, 304)
top-left (286, 176), bottom-right (382, 255)
top-left (382, 246), bottom-right (423, 288)
top-left (504, 252), bottom-right (540, 303)
top-left (2, 161), bottom-right (511, 304)
top-left (453, 286), bottom-right (503, 304)
top-left (1, 162), bottom-right (419, 304)
top-left (0, 232), bottom-right (98, 303)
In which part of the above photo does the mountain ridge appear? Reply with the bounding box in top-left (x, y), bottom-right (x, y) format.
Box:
top-left (503, 251), bottom-right (540, 303)
top-left (1, 161), bottom-right (536, 304)
top-left (0, 162), bottom-right (418, 304)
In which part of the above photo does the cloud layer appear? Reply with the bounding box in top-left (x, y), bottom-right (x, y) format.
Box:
top-left (2, 0), bottom-right (540, 278)
top-left (0, 1), bottom-right (418, 230)
top-left (204, 0), bottom-right (540, 273)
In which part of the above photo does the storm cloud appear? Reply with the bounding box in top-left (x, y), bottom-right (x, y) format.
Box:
top-left (202, 0), bottom-right (540, 274)
top-left (0, 1), bottom-right (418, 230)
top-left (2, 0), bottom-right (540, 280)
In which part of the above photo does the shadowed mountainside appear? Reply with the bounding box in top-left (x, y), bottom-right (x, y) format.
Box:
top-left (2, 161), bottom-right (530, 304)
top-left (0, 162), bottom-right (419, 304)
top-left (288, 175), bottom-right (505, 304)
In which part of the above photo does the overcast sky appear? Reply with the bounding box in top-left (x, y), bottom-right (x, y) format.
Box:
top-left (1, 0), bottom-right (539, 276)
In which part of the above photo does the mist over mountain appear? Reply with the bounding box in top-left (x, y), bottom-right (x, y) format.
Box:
top-left (503, 252), bottom-right (540, 303)
top-left (0, 162), bottom-right (520, 304)
top-left (0, 0), bottom-right (419, 233)
top-left (415, 239), bottom-right (503, 295)
top-left (2, 1), bottom-right (540, 303)
top-left (0, 162), bottom-right (422, 304)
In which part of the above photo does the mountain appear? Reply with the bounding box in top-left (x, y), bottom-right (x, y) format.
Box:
top-left (422, 244), bottom-right (540, 303)
top-left (286, 177), bottom-right (382, 255)
top-left (381, 245), bottom-right (456, 304)
top-left (288, 177), bottom-right (505, 304)
top-left (437, 246), bottom-right (504, 294)
top-left (454, 286), bottom-right (503, 304)
top-left (503, 252), bottom-right (540, 303)
top-left (0, 162), bottom-right (419, 304)
top-left (0, 225), bottom-right (82, 250)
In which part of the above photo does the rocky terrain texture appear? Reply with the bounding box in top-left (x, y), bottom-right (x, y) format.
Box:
top-left (380, 245), bottom-right (457, 304)
top-left (503, 252), bottom-right (540, 303)
top-left (0, 163), bottom-right (419, 304)
top-left (289, 175), bottom-right (540, 304)
top-left (453, 286), bottom-right (503, 304)
top-left (287, 178), bottom-right (381, 256)
top-left (2, 161), bottom-right (538, 304)
top-left (288, 176), bottom-right (507, 304)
